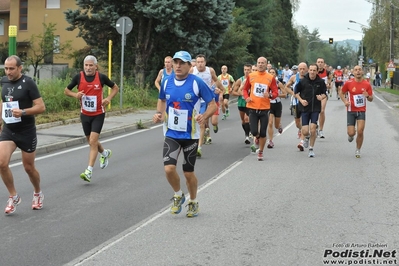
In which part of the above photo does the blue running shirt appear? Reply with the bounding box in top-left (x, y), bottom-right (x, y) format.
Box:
top-left (159, 74), bottom-right (214, 139)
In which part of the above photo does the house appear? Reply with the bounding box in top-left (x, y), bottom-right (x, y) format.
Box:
top-left (0, 0), bottom-right (87, 67)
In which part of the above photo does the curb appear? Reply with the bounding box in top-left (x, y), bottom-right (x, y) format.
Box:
top-left (10, 118), bottom-right (155, 162)
top-left (35, 108), bottom-right (138, 130)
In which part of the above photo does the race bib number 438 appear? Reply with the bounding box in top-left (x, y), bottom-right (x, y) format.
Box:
top-left (82, 95), bottom-right (97, 112)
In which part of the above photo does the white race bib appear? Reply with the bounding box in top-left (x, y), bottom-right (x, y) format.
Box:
top-left (2, 101), bottom-right (21, 124)
top-left (253, 83), bottom-right (268, 98)
top-left (353, 94), bottom-right (365, 108)
top-left (82, 95), bottom-right (97, 112)
top-left (167, 107), bottom-right (188, 132)
top-left (221, 79), bottom-right (229, 87)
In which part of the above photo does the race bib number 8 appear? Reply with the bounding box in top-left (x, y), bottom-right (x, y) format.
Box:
top-left (82, 95), bottom-right (97, 112)
top-left (168, 107), bottom-right (188, 132)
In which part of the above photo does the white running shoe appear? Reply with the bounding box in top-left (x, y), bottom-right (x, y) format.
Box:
top-left (99, 149), bottom-right (112, 169)
top-left (303, 136), bottom-right (310, 148)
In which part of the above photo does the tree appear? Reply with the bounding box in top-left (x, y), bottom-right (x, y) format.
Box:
top-left (209, 7), bottom-right (254, 77)
top-left (268, 0), bottom-right (299, 66)
top-left (234, 0), bottom-right (274, 58)
top-left (234, 0), bottom-right (299, 66)
top-left (364, 0), bottom-right (396, 72)
top-left (65, 0), bottom-right (234, 85)
top-left (24, 23), bottom-right (72, 80)
top-left (296, 26), bottom-right (322, 63)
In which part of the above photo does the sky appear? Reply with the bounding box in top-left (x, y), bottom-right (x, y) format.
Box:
top-left (293, 0), bottom-right (374, 41)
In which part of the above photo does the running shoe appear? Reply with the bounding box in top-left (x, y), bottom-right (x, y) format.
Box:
top-left (99, 149), bottom-right (112, 169)
top-left (205, 128), bottom-right (210, 137)
top-left (297, 129), bottom-right (301, 139)
top-left (32, 192), bottom-right (44, 210)
top-left (226, 109), bottom-right (230, 117)
top-left (257, 150), bottom-right (264, 161)
top-left (348, 135), bottom-right (354, 142)
top-left (355, 149), bottom-right (361, 158)
top-left (205, 137), bottom-right (212, 145)
top-left (245, 137), bottom-right (250, 144)
top-left (250, 144), bottom-right (257, 153)
top-left (171, 193), bottom-right (185, 214)
top-left (5, 195), bottom-right (21, 215)
top-left (297, 142), bottom-right (304, 151)
top-left (319, 130), bottom-right (325, 139)
top-left (308, 149), bottom-right (315, 158)
top-left (267, 140), bottom-right (274, 149)
top-left (303, 136), bottom-right (310, 148)
top-left (186, 201), bottom-right (199, 217)
top-left (80, 169), bottom-right (92, 182)
top-left (197, 148), bottom-right (202, 158)
top-left (222, 114), bottom-right (226, 120)
top-left (213, 125), bottom-right (218, 133)
top-left (278, 127), bottom-right (283, 134)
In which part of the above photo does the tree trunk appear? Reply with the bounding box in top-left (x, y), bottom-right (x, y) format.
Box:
top-left (134, 17), bottom-right (154, 87)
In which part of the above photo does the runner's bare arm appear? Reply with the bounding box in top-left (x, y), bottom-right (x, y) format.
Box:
top-left (154, 69), bottom-right (163, 91)
top-left (231, 79), bottom-right (242, 96)
top-left (284, 75), bottom-right (295, 95)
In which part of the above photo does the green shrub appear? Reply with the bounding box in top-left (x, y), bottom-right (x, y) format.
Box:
top-left (37, 77), bottom-right (158, 114)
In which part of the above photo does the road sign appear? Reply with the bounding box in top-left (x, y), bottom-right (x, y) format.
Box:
top-left (116, 16), bottom-right (133, 35)
top-left (115, 16), bottom-right (133, 109)
top-left (387, 60), bottom-right (395, 71)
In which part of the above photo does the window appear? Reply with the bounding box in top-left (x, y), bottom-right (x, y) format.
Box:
top-left (53, 35), bottom-right (60, 53)
top-left (0, 19), bottom-right (4, 35)
top-left (46, 0), bottom-right (60, 9)
top-left (19, 0), bottom-right (28, 30)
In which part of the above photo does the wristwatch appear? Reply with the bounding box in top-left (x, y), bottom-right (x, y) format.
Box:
top-left (22, 109), bottom-right (26, 116)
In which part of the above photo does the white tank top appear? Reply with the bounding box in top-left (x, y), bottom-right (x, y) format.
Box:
top-left (193, 66), bottom-right (212, 87)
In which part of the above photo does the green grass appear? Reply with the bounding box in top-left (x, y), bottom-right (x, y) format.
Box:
top-left (36, 78), bottom-right (158, 124)
top-left (375, 87), bottom-right (399, 96)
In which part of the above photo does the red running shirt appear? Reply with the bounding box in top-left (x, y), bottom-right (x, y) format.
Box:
top-left (78, 71), bottom-right (104, 116)
top-left (341, 79), bottom-right (373, 112)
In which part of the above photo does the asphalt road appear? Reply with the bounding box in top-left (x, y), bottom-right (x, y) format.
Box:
top-left (70, 94), bottom-right (399, 266)
top-left (2, 94), bottom-right (399, 266)
top-left (0, 97), bottom-right (295, 266)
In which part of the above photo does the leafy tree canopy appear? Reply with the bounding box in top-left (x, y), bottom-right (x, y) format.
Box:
top-left (65, 0), bottom-right (234, 83)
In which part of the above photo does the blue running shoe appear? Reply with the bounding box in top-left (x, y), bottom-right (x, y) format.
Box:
top-left (170, 193), bottom-right (185, 214)
top-left (186, 201), bottom-right (199, 217)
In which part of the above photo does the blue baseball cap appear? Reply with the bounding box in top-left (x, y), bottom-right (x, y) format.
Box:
top-left (173, 51), bottom-right (192, 62)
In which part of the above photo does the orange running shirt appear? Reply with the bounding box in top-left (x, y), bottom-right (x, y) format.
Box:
top-left (243, 71), bottom-right (278, 110)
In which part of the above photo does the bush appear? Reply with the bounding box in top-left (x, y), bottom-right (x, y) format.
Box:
top-left (37, 77), bottom-right (158, 114)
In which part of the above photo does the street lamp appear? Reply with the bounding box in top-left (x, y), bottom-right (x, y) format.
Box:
top-left (347, 27), bottom-right (364, 66)
top-left (349, 20), bottom-right (367, 28)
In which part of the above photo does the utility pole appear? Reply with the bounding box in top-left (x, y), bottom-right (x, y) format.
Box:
top-left (390, 3), bottom-right (394, 62)
top-left (390, 3), bottom-right (394, 88)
